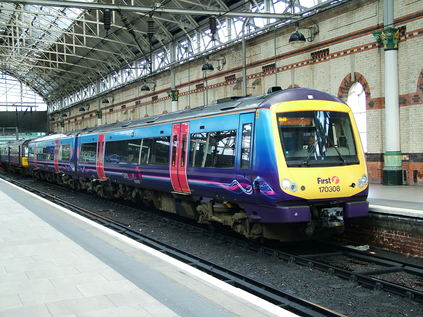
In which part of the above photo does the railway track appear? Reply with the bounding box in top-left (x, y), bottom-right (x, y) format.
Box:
top-left (1, 173), bottom-right (343, 317)
top-left (2, 172), bottom-right (423, 308)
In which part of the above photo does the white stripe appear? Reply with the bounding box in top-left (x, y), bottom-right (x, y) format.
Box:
top-left (370, 204), bottom-right (422, 218)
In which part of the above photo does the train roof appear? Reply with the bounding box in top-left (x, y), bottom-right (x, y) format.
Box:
top-left (1, 139), bottom-right (32, 146)
top-left (31, 87), bottom-right (345, 142)
top-left (76, 87), bottom-right (344, 135)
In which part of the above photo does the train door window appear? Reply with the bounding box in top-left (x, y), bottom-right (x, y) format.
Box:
top-left (59, 144), bottom-right (71, 161)
top-left (180, 134), bottom-right (187, 167)
top-left (241, 123), bottom-right (252, 169)
top-left (171, 135), bottom-right (178, 167)
top-left (79, 143), bottom-right (97, 162)
top-left (190, 130), bottom-right (236, 168)
top-left (140, 137), bottom-right (170, 165)
top-left (105, 139), bottom-right (141, 164)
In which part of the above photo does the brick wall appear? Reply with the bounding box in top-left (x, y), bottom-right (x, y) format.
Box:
top-left (339, 215), bottom-right (423, 258)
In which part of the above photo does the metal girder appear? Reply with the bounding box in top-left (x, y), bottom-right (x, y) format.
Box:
top-left (0, 53), bottom-right (105, 75)
top-left (0, 0), bottom-right (347, 111)
top-left (1, 0), bottom-right (300, 19)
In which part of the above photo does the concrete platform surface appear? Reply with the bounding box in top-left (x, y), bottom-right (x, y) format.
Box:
top-left (0, 178), bottom-right (292, 317)
top-left (368, 184), bottom-right (423, 218)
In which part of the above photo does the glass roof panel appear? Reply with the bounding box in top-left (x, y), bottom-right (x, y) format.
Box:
top-left (0, 0), bottom-right (345, 110)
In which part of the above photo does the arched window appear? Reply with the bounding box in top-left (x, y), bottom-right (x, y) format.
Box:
top-left (347, 82), bottom-right (367, 152)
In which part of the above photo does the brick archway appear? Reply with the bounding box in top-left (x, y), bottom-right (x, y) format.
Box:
top-left (337, 72), bottom-right (372, 108)
top-left (416, 68), bottom-right (423, 101)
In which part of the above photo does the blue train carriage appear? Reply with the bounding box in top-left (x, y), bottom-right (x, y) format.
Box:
top-left (28, 133), bottom-right (75, 182)
top-left (20, 87), bottom-right (368, 242)
top-left (75, 121), bottom-right (169, 197)
top-left (75, 88), bottom-right (367, 241)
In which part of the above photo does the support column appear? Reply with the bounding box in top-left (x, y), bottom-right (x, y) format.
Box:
top-left (169, 41), bottom-right (178, 112)
top-left (383, 48), bottom-right (402, 184)
top-left (373, 0), bottom-right (402, 185)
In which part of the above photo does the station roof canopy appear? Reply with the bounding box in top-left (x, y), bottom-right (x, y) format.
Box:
top-left (0, 0), bottom-right (348, 108)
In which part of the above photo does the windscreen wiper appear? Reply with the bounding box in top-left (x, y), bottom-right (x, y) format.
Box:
top-left (326, 136), bottom-right (346, 164)
top-left (302, 144), bottom-right (316, 166)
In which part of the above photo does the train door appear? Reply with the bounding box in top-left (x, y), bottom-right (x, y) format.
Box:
top-left (54, 140), bottom-right (60, 173)
top-left (33, 144), bottom-right (38, 168)
top-left (170, 122), bottom-right (191, 194)
top-left (237, 113), bottom-right (255, 180)
top-left (96, 134), bottom-right (107, 180)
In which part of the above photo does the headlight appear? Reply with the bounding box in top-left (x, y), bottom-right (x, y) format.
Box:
top-left (357, 174), bottom-right (368, 188)
top-left (281, 178), bottom-right (291, 190)
top-left (281, 178), bottom-right (298, 192)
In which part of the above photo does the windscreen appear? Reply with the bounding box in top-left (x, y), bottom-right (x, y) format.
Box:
top-left (277, 111), bottom-right (359, 167)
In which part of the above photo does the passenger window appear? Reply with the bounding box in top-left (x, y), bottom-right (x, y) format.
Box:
top-left (59, 144), bottom-right (71, 161)
top-left (79, 143), bottom-right (97, 162)
top-left (140, 137), bottom-right (170, 166)
top-left (190, 130), bottom-right (236, 168)
top-left (241, 123), bottom-right (252, 169)
top-left (36, 147), bottom-right (44, 160)
top-left (105, 139), bottom-right (141, 164)
top-left (36, 145), bottom-right (54, 161)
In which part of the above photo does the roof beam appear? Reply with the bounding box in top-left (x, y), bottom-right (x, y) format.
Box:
top-left (1, 0), bottom-right (299, 19)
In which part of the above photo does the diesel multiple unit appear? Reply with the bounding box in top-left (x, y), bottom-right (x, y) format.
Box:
top-left (0, 88), bottom-right (369, 240)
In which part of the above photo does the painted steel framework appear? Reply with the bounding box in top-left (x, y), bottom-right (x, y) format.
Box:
top-left (0, 0), bottom-right (350, 113)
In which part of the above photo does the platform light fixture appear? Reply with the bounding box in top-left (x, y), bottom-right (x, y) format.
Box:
top-left (201, 56), bottom-right (226, 72)
top-left (140, 83), bottom-right (151, 91)
top-left (289, 22), bottom-right (319, 48)
top-left (201, 62), bottom-right (214, 72)
top-left (79, 104), bottom-right (90, 112)
top-left (140, 80), bottom-right (156, 92)
top-left (102, 98), bottom-right (110, 104)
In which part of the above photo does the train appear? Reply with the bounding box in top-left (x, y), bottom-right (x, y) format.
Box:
top-left (0, 138), bottom-right (31, 173)
top-left (0, 87), bottom-right (369, 241)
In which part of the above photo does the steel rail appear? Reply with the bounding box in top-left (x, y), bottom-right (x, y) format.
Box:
top-left (1, 172), bottom-right (423, 302)
top-left (0, 174), bottom-right (342, 317)
top-left (2, 172), bottom-right (422, 303)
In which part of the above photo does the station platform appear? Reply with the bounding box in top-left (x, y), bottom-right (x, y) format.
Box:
top-left (368, 184), bottom-right (423, 218)
top-left (0, 178), bottom-right (290, 317)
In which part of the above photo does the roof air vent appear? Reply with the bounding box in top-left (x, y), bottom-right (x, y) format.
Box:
top-left (267, 86), bottom-right (282, 94)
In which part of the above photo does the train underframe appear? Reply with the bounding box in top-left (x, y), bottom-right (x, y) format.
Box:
top-left (28, 168), bottom-right (348, 241)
